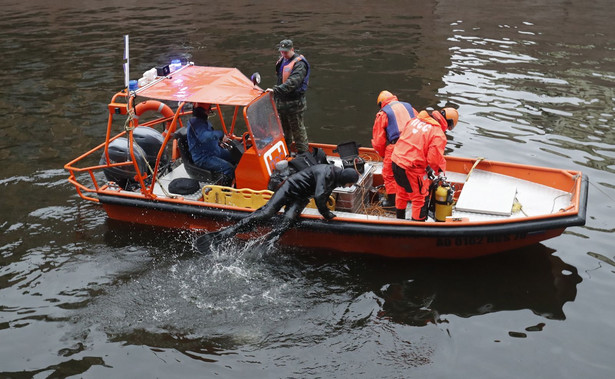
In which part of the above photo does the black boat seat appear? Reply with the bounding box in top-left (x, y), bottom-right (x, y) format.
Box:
top-left (173, 127), bottom-right (226, 184)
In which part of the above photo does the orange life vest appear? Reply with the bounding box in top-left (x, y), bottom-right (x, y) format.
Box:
top-left (277, 54), bottom-right (310, 92)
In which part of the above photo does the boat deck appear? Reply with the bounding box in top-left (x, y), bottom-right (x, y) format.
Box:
top-left (148, 160), bottom-right (572, 223)
top-left (450, 169), bottom-right (571, 222)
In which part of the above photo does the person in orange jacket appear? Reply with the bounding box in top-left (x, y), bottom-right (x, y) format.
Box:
top-left (391, 107), bottom-right (459, 220)
top-left (371, 90), bottom-right (417, 209)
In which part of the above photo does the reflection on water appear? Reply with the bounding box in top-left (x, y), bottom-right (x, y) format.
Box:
top-left (372, 245), bottom-right (581, 326)
top-left (439, 13), bottom-right (615, 174)
top-left (0, 357), bottom-right (108, 379)
top-left (65, 234), bottom-right (579, 360)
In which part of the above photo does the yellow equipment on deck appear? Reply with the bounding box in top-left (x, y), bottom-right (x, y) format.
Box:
top-left (434, 182), bottom-right (455, 222)
top-left (202, 185), bottom-right (335, 210)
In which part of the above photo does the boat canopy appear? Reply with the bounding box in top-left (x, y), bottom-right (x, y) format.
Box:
top-left (136, 65), bottom-right (263, 106)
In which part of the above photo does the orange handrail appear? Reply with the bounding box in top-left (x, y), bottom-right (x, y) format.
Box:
top-left (146, 103), bottom-right (185, 193)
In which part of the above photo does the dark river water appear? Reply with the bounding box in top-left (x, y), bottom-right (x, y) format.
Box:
top-left (1, 0), bottom-right (614, 377)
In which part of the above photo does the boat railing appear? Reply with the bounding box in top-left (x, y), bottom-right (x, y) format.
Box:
top-left (65, 137), bottom-right (130, 203)
top-left (65, 95), bottom-right (189, 203)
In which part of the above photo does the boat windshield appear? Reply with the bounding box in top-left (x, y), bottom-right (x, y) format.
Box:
top-left (245, 93), bottom-right (284, 153)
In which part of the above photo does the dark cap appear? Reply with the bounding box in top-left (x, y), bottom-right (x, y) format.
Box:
top-left (278, 39), bottom-right (293, 52)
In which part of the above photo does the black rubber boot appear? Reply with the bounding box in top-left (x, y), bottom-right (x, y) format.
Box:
top-left (381, 194), bottom-right (396, 209)
top-left (396, 208), bottom-right (406, 219)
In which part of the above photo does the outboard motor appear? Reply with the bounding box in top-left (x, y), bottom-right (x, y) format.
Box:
top-left (132, 126), bottom-right (169, 171)
top-left (100, 137), bottom-right (148, 190)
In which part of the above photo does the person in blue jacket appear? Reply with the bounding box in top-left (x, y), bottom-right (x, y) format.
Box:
top-left (187, 103), bottom-right (235, 179)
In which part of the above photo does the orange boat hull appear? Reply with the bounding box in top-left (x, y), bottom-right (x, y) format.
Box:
top-left (100, 178), bottom-right (585, 259)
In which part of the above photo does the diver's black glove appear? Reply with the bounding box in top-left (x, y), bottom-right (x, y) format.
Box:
top-left (323, 211), bottom-right (337, 220)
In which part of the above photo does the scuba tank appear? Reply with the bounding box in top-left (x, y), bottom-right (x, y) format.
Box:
top-left (426, 167), bottom-right (455, 222)
top-left (434, 181), bottom-right (455, 222)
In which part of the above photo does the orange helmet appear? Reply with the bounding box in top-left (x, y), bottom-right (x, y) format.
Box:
top-left (377, 90), bottom-right (395, 107)
top-left (440, 107), bottom-right (459, 130)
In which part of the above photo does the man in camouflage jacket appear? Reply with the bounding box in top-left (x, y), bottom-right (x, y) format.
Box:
top-left (273, 39), bottom-right (311, 154)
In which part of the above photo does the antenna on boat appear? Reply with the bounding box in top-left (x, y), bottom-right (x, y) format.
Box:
top-left (123, 34), bottom-right (130, 89)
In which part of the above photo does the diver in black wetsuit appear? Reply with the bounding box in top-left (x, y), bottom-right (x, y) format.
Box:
top-left (195, 164), bottom-right (359, 251)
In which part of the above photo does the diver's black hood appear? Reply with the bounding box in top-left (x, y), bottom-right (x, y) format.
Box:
top-left (336, 168), bottom-right (359, 187)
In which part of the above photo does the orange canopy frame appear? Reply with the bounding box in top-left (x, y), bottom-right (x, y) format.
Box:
top-left (136, 65), bottom-right (263, 106)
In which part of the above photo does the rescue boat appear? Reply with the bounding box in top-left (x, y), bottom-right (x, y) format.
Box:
top-left (64, 62), bottom-right (588, 259)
